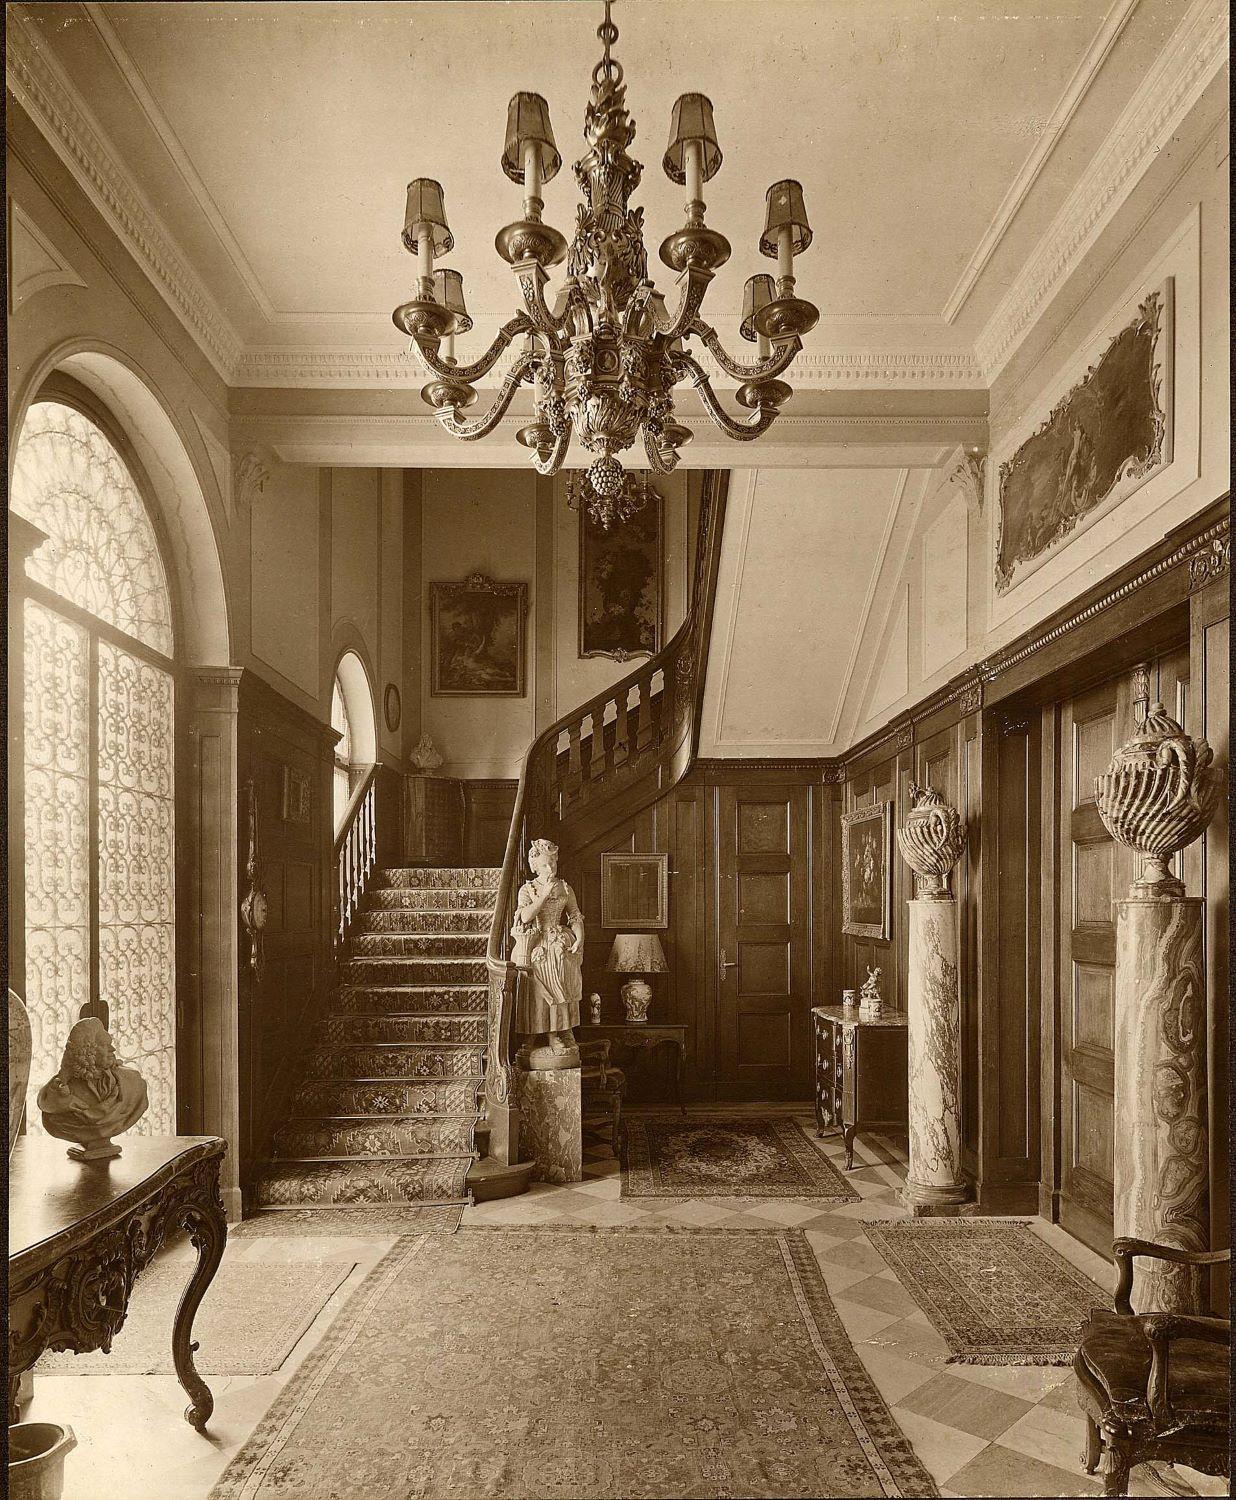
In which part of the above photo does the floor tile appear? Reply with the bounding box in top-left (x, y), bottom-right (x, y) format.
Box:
top-left (734, 1199), bottom-right (828, 1226)
top-left (836, 1272), bottom-right (923, 1319)
top-left (948, 1359), bottom-right (1077, 1403)
top-left (899, 1370), bottom-right (1036, 1441)
top-left (828, 1297), bottom-right (904, 1341)
top-left (997, 1401), bottom-right (1092, 1472)
top-left (853, 1345), bottom-right (938, 1406)
top-left (948, 1441), bottom-right (1103, 1496)
top-left (809, 1236), bottom-right (889, 1273)
top-left (858, 1313), bottom-right (951, 1365)
top-left (888, 1407), bottom-right (989, 1485)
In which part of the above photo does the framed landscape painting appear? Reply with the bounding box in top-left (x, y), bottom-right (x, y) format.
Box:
top-left (579, 489), bottom-right (662, 661)
top-left (841, 802), bottom-right (892, 940)
top-left (430, 572), bottom-right (528, 696)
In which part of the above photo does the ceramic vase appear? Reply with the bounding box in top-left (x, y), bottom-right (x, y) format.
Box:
top-left (621, 979), bottom-right (652, 1023)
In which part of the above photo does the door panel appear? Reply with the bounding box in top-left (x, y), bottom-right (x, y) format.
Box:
top-left (1055, 649), bottom-right (1188, 1253)
top-left (714, 784), bottom-right (811, 1099)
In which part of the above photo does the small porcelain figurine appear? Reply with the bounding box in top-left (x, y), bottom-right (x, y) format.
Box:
top-left (511, 839), bottom-right (585, 1069)
top-left (589, 992), bottom-right (603, 1025)
top-left (858, 966), bottom-right (883, 1019)
top-left (37, 1018), bottom-right (148, 1161)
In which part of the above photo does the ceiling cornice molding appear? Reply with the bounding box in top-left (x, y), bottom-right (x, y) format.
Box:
top-left (232, 346), bottom-right (985, 391)
top-left (974, 0), bottom-right (1228, 380)
top-left (5, 8), bottom-right (244, 380)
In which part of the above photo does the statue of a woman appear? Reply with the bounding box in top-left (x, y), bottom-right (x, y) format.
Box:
top-left (512, 839), bottom-right (584, 1069)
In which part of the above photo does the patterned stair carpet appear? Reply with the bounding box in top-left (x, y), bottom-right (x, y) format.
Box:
top-left (252, 867), bottom-right (498, 1212)
top-left (210, 1226), bottom-right (937, 1500)
top-left (862, 1219), bottom-right (1108, 1365)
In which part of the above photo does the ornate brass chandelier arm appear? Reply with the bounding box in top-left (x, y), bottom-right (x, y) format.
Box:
top-left (651, 265), bottom-right (715, 342)
top-left (692, 322), bottom-right (801, 381)
top-left (530, 428), bottom-right (572, 475)
top-left (644, 430), bottom-right (680, 474)
top-left (514, 265), bottom-right (568, 340)
top-left (432, 353), bottom-right (537, 440)
top-left (678, 356), bottom-right (781, 441)
top-left (415, 315), bottom-right (537, 384)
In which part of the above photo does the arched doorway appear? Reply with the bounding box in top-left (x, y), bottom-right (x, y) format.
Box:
top-left (11, 395), bottom-right (179, 1134)
top-left (331, 649), bottom-right (377, 829)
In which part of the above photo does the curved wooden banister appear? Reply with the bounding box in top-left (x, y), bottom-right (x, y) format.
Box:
top-left (484, 474), bottom-right (729, 1162)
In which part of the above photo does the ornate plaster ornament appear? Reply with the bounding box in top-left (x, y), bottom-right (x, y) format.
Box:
top-left (1094, 703), bottom-right (1221, 898)
top-left (896, 783), bottom-right (967, 900)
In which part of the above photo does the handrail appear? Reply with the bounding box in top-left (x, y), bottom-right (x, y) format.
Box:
top-left (334, 762), bottom-right (379, 953)
top-left (483, 474), bottom-right (729, 1161)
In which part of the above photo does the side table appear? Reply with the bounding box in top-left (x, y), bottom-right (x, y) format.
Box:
top-left (811, 1006), bottom-right (908, 1170)
top-left (575, 1022), bottom-right (687, 1113)
top-left (8, 1134), bottom-right (228, 1431)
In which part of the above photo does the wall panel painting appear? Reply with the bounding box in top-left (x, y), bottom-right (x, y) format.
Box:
top-left (841, 801), bottom-right (893, 941)
top-left (995, 281), bottom-right (1173, 595)
top-left (579, 489), bottom-right (662, 661)
top-left (430, 572), bottom-right (528, 696)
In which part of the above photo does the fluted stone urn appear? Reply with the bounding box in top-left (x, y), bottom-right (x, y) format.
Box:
top-left (896, 784), bottom-right (967, 899)
top-left (1093, 704), bottom-right (1222, 898)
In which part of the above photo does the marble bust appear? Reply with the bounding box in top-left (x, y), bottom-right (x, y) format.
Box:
top-left (37, 1018), bottom-right (149, 1160)
top-left (512, 839), bottom-right (584, 1070)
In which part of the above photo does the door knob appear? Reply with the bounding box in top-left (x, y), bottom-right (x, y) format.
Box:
top-left (719, 947), bottom-right (737, 973)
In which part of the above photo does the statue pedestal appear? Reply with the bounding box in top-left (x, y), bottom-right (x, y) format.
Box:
top-left (516, 1065), bottom-right (582, 1185)
top-left (1114, 896), bottom-right (1209, 1312)
top-left (901, 899), bottom-right (969, 1215)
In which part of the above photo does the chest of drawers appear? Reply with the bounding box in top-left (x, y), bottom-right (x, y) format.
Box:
top-left (811, 1005), bottom-right (908, 1170)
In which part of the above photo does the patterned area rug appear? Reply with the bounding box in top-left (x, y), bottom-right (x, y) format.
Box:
top-left (211, 1227), bottom-right (936, 1499)
top-left (233, 1204), bottom-right (465, 1237)
top-left (621, 1113), bottom-right (860, 1200)
top-left (36, 1258), bottom-right (355, 1376)
top-left (863, 1219), bottom-right (1107, 1365)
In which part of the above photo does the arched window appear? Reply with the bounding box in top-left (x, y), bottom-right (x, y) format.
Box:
top-left (331, 651), bottom-right (376, 830)
top-left (12, 398), bottom-right (178, 1135)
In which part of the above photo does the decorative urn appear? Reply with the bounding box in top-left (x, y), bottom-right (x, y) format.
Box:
top-left (896, 783), bottom-right (967, 899)
top-left (1093, 704), bottom-right (1222, 897)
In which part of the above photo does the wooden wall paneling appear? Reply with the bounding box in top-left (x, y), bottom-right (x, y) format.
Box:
top-left (236, 672), bottom-right (336, 1196)
top-left (669, 780), bottom-right (709, 1101)
top-left (958, 711), bottom-right (983, 1177)
top-left (463, 779), bottom-right (518, 867)
top-left (842, 754), bottom-right (906, 1010)
top-left (1037, 703), bottom-right (1062, 1222)
top-left (1191, 574), bottom-right (1230, 1312)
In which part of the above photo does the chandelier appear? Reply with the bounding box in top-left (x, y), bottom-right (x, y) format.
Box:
top-left (393, 0), bottom-right (819, 504)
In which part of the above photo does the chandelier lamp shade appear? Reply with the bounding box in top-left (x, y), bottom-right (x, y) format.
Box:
top-left (392, 0), bottom-right (819, 511)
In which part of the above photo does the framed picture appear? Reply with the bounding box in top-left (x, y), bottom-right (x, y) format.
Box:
top-left (841, 802), bottom-right (892, 940)
top-left (383, 682), bottom-right (401, 732)
top-left (430, 572), bottom-right (528, 696)
top-left (578, 488), bottom-right (662, 661)
top-left (281, 764), bottom-right (312, 825)
top-left (600, 851), bottom-right (669, 930)
top-left (994, 282), bottom-right (1173, 596)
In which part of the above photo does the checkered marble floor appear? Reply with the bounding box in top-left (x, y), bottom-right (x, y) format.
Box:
top-left (22, 1107), bottom-right (1226, 1499)
top-left (462, 1110), bottom-right (1226, 1500)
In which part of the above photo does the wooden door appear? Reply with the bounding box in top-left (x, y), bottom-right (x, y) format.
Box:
top-left (1056, 650), bottom-right (1188, 1252)
top-left (713, 784), bottom-right (811, 1099)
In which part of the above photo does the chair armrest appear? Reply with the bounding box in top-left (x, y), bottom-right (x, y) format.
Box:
top-left (1111, 1239), bottom-right (1231, 1315)
top-left (1139, 1313), bottom-right (1232, 1430)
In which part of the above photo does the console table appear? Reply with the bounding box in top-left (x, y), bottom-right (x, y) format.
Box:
top-left (811, 1006), bottom-right (908, 1170)
top-left (575, 1022), bottom-right (687, 1113)
top-left (8, 1134), bottom-right (227, 1431)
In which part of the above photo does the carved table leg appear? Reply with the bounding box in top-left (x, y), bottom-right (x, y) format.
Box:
top-left (170, 1175), bottom-right (227, 1432)
top-left (1082, 1415), bottom-right (1101, 1474)
top-left (843, 1124), bottom-right (857, 1172)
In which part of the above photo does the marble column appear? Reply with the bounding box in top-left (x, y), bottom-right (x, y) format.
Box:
top-left (896, 784), bottom-right (970, 1215)
top-left (516, 1066), bottom-right (583, 1185)
top-left (1095, 704), bottom-right (1220, 1314)
top-left (903, 899), bottom-right (968, 1213)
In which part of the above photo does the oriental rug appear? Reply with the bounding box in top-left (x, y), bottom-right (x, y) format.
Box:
top-left (37, 1258), bottom-right (355, 1376)
top-left (232, 1204), bottom-right (465, 1237)
top-left (863, 1219), bottom-right (1107, 1365)
top-left (210, 1226), bottom-right (937, 1499)
top-left (621, 1112), bottom-right (860, 1200)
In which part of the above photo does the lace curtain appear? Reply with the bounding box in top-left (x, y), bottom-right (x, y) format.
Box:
top-left (14, 400), bottom-right (177, 1135)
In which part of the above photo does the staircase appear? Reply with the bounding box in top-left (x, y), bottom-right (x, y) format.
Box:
top-left (251, 866), bottom-right (498, 1210)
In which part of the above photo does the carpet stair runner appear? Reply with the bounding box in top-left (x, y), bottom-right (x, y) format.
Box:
top-left (252, 866), bottom-right (499, 1211)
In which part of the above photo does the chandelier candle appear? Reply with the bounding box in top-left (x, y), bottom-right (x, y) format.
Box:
top-left (394, 0), bottom-right (819, 519)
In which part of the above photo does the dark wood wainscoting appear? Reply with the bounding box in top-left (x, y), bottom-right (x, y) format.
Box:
top-left (464, 779), bottom-right (518, 867)
top-left (236, 673), bottom-right (337, 1193)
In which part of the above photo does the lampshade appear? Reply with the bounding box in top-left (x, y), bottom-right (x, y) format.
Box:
top-left (402, 178), bottom-right (453, 256)
top-left (501, 92), bottom-right (562, 185)
top-left (606, 933), bottom-right (669, 974)
top-left (663, 93), bottom-right (722, 184)
top-left (433, 268), bottom-right (473, 335)
top-left (739, 273), bottom-right (776, 343)
top-left (759, 178), bottom-right (812, 259)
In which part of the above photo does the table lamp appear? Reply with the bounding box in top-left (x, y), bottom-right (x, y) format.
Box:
top-left (606, 933), bottom-right (668, 1023)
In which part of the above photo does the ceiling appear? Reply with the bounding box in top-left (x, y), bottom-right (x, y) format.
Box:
top-left (10, 0), bottom-right (1203, 385)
